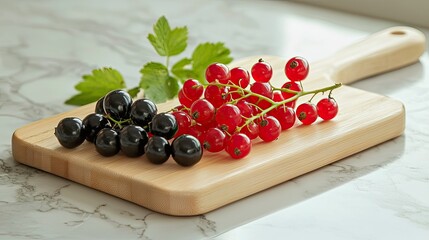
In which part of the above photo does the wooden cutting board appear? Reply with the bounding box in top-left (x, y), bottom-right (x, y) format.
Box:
top-left (12, 27), bottom-right (426, 216)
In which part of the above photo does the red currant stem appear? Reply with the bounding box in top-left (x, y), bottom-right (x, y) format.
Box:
top-left (236, 83), bottom-right (342, 132)
top-left (224, 130), bottom-right (232, 137)
top-left (299, 81), bottom-right (304, 91)
top-left (328, 89), bottom-right (334, 98)
top-left (308, 93), bottom-right (317, 102)
top-left (247, 102), bottom-right (264, 112)
top-left (230, 93), bottom-right (253, 104)
top-left (211, 82), bottom-right (278, 105)
top-left (270, 83), bottom-right (301, 94)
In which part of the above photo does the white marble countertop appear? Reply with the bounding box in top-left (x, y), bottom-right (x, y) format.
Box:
top-left (1, 0), bottom-right (428, 239)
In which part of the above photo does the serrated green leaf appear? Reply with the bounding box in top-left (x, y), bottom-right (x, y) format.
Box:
top-left (171, 57), bottom-right (197, 83)
top-left (65, 68), bottom-right (126, 106)
top-left (191, 42), bottom-right (233, 83)
top-left (166, 76), bottom-right (180, 98)
top-left (139, 62), bottom-right (178, 103)
top-left (147, 16), bottom-right (188, 57)
top-left (65, 93), bottom-right (99, 106)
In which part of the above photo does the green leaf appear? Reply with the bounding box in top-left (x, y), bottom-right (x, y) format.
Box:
top-left (147, 16), bottom-right (188, 57)
top-left (192, 42), bottom-right (233, 82)
top-left (171, 57), bottom-right (197, 83)
top-left (166, 76), bottom-right (180, 99)
top-left (139, 62), bottom-right (179, 103)
top-left (65, 68), bottom-right (126, 106)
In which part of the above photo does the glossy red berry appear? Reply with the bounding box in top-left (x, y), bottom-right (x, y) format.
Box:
top-left (182, 79), bottom-right (203, 101)
top-left (205, 63), bottom-right (230, 84)
top-left (258, 116), bottom-right (281, 142)
top-left (240, 121), bottom-right (259, 140)
top-left (204, 84), bottom-right (228, 108)
top-left (285, 56), bottom-right (309, 81)
top-left (229, 67), bottom-right (250, 88)
top-left (248, 82), bottom-right (273, 105)
top-left (270, 105), bottom-right (296, 130)
top-left (317, 98), bottom-right (338, 120)
top-left (178, 89), bottom-right (194, 108)
top-left (187, 124), bottom-right (204, 143)
top-left (272, 91), bottom-right (284, 102)
top-left (216, 104), bottom-right (242, 133)
top-left (190, 99), bottom-right (215, 124)
top-left (171, 111), bottom-right (192, 137)
top-left (236, 100), bottom-right (253, 118)
top-left (203, 128), bottom-right (226, 152)
top-left (296, 102), bottom-right (318, 125)
top-left (251, 59), bottom-right (272, 83)
top-left (281, 81), bottom-right (302, 108)
top-left (225, 133), bottom-right (252, 159)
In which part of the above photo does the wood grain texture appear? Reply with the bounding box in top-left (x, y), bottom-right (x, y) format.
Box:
top-left (12, 26), bottom-right (425, 216)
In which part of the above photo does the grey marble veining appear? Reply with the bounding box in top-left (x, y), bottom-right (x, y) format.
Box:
top-left (1, 0), bottom-right (429, 239)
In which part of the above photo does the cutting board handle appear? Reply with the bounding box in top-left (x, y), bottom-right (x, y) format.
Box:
top-left (328, 26), bottom-right (426, 84)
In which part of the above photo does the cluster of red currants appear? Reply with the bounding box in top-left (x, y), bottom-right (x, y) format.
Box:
top-left (173, 57), bottom-right (340, 159)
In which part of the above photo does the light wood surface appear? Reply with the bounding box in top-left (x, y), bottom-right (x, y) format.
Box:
top-left (12, 26), bottom-right (425, 216)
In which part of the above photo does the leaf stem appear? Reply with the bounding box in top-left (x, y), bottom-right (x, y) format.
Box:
top-left (166, 56), bottom-right (170, 69)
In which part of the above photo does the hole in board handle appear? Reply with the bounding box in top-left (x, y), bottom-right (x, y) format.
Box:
top-left (390, 30), bottom-right (406, 35)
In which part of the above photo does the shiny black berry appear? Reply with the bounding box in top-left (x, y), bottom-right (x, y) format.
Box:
top-left (54, 117), bottom-right (86, 149)
top-left (171, 134), bottom-right (202, 167)
top-left (103, 90), bottom-right (132, 121)
top-left (95, 96), bottom-right (105, 115)
top-left (120, 125), bottom-right (148, 157)
top-left (95, 128), bottom-right (120, 157)
top-left (130, 99), bottom-right (157, 129)
top-left (145, 136), bottom-right (171, 164)
top-left (82, 113), bottom-right (110, 142)
top-left (150, 113), bottom-right (178, 140)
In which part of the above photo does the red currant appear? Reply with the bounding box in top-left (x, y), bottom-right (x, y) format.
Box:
top-left (296, 102), bottom-right (318, 125)
top-left (281, 81), bottom-right (302, 108)
top-left (258, 116), bottom-right (281, 142)
top-left (178, 89), bottom-right (194, 108)
top-left (251, 59), bottom-right (272, 83)
top-left (240, 121), bottom-right (259, 140)
top-left (188, 124), bottom-right (204, 141)
top-left (248, 82), bottom-right (273, 104)
top-left (269, 105), bottom-right (295, 130)
top-left (204, 84), bottom-right (228, 108)
top-left (171, 111), bottom-right (192, 137)
top-left (182, 79), bottom-right (203, 101)
top-left (225, 133), bottom-right (252, 159)
top-left (203, 128), bottom-right (226, 152)
top-left (201, 118), bottom-right (218, 130)
top-left (205, 63), bottom-right (230, 84)
top-left (236, 100), bottom-right (253, 118)
top-left (173, 105), bottom-right (187, 113)
top-left (317, 98), bottom-right (338, 120)
top-left (230, 67), bottom-right (250, 88)
top-left (273, 91), bottom-right (284, 102)
top-left (190, 99), bottom-right (215, 124)
top-left (216, 104), bottom-right (242, 133)
top-left (285, 56), bottom-right (309, 81)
